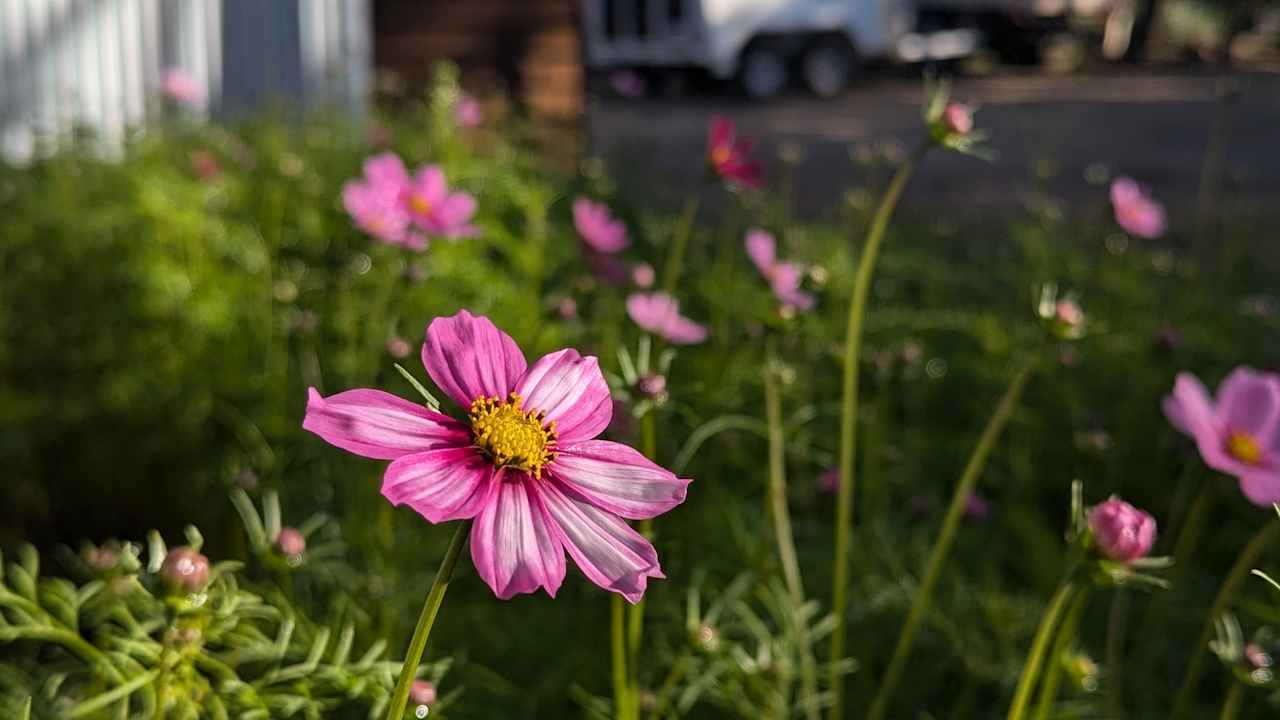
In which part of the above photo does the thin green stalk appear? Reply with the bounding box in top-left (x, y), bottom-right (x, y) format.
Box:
top-left (764, 353), bottom-right (820, 720)
top-left (1218, 681), bottom-right (1244, 720)
top-left (613, 595), bottom-right (632, 720)
top-left (1007, 579), bottom-right (1078, 720)
top-left (867, 357), bottom-right (1036, 720)
top-left (626, 413), bottom-right (659, 717)
top-left (66, 669), bottom-right (159, 719)
top-left (661, 196), bottom-right (700, 296)
top-left (1032, 587), bottom-right (1091, 720)
top-left (384, 520), bottom-right (471, 720)
top-left (645, 648), bottom-right (692, 720)
top-left (1172, 519), bottom-right (1279, 719)
top-left (1105, 589), bottom-right (1129, 718)
top-left (1137, 477), bottom-right (1215, 664)
top-left (828, 143), bottom-right (928, 720)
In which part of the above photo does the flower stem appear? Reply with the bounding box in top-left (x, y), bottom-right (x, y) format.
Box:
top-left (661, 196), bottom-right (700, 296)
top-left (1031, 587), bottom-right (1090, 720)
top-left (828, 143), bottom-right (927, 720)
top-left (1218, 681), bottom-right (1244, 720)
top-left (764, 350), bottom-right (820, 720)
top-left (867, 357), bottom-right (1036, 720)
top-left (612, 595), bottom-right (632, 720)
top-left (1172, 518), bottom-right (1279, 719)
top-left (624, 412), bottom-right (660, 718)
top-left (1105, 588), bottom-right (1129, 718)
top-left (1007, 579), bottom-right (1078, 720)
top-left (384, 520), bottom-right (471, 720)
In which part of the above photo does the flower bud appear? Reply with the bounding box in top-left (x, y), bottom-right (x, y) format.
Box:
top-left (1246, 643), bottom-right (1273, 670)
top-left (632, 263), bottom-right (656, 289)
top-left (1088, 498), bottom-right (1156, 563)
top-left (276, 527), bottom-right (306, 557)
top-left (386, 336), bottom-right (412, 359)
top-left (942, 103), bottom-right (974, 136)
top-left (160, 546), bottom-right (211, 593)
top-left (410, 679), bottom-right (437, 706)
top-left (692, 623), bottom-right (720, 653)
top-left (636, 374), bottom-right (667, 398)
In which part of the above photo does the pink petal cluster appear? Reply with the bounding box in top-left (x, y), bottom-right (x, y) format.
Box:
top-left (162, 67), bottom-right (203, 106)
top-left (707, 117), bottom-right (762, 189)
top-left (610, 70), bottom-right (647, 98)
top-left (573, 197), bottom-right (630, 254)
top-left (303, 311), bottom-right (690, 602)
top-left (942, 103), bottom-right (974, 136)
top-left (454, 93), bottom-right (483, 128)
top-left (1163, 368), bottom-right (1280, 505)
top-left (341, 153), bottom-right (478, 249)
top-left (1088, 497), bottom-right (1156, 563)
top-left (745, 229), bottom-right (814, 312)
top-left (626, 292), bottom-right (708, 345)
top-left (1110, 177), bottom-right (1167, 239)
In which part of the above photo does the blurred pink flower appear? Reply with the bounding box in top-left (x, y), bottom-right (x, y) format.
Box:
top-left (304, 311), bottom-right (690, 602)
top-left (556, 297), bottom-right (578, 319)
top-left (162, 67), bottom-right (202, 106)
top-left (454, 93), bottom-right (483, 128)
top-left (708, 116), bottom-right (762, 189)
top-left (405, 165), bottom-right (480, 240)
top-left (745, 229), bottom-right (814, 312)
top-left (1163, 368), bottom-right (1280, 505)
top-left (190, 150), bottom-right (220, 180)
top-left (411, 679), bottom-right (437, 705)
top-left (1111, 177), bottom-right (1166, 239)
top-left (341, 153), bottom-right (424, 249)
top-left (626, 292), bottom-right (708, 345)
top-left (574, 197), bottom-right (629, 254)
top-left (276, 527), bottom-right (306, 557)
top-left (610, 70), bottom-right (647, 98)
top-left (942, 103), bottom-right (974, 135)
top-left (632, 263), bottom-right (656, 288)
top-left (820, 467), bottom-right (840, 494)
top-left (387, 336), bottom-right (413, 359)
top-left (964, 492), bottom-right (990, 522)
top-left (1088, 497), bottom-right (1156, 563)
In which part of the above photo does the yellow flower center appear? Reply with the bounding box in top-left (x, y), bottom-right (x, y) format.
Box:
top-left (1228, 431), bottom-right (1263, 465)
top-left (410, 193), bottom-right (432, 216)
top-left (710, 145), bottom-right (731, 167)
top-left (469, 393), bottom-right (557, 477)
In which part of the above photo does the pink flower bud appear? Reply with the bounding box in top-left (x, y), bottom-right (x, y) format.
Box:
top-left (1088, 498), bottom-right (1156, 563)
top-left (636, 374), bottom-right (666, 398)
top-left (276, 527), bottom-right (306, 557)
top-left (943, 103), bottom-right (974, 136)
top-left (386, 336), bottom-right (412, 359)
top-left (160, 547), bottom-right (211, 592)
top-left (557, 297), bottom-right (578, 319)
top-left (1056, 299), bottom-right (1084, 327)
top-left (410, 679), bottom-right (437, 705)
top-left (1246, 643), bottom-right (1272, 669)
top-left (632, 263), bottom-right (656, 289)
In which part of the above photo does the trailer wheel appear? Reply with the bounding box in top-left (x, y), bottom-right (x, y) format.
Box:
top-left (802, 38), bottom-right (856, 98)
top-left (739, 42), bottom-right (788, 100)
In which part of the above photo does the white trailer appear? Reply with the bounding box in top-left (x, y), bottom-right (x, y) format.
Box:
top-left (581, 0), bottom-right (979, 99)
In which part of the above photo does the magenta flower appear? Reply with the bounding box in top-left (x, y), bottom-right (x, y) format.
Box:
top-left (1110, 177), bottom-right (1167, 239)
top-left (304, 311), bottom-right (690, 601)
top-left (626, 292), bottom-right (708, 345)
top-left (454, 93), bottom-right (483, 128)
top-left (342, 154), bottom-right (425, 249)
top-left (574, 197), bottom-right (630, 254)
top-left (162, 67), bottom-right (202, 106)
top-left (1088, 497), bottom-right (1156, 563)
top-left (404, 165), bottom-right (480, 240)
top-left (745, 229), bottom-right (814, 312)
top-left (708, 117), bottom-right (762, 189)
top-left (1163, 368), bottom-right (1280, 505)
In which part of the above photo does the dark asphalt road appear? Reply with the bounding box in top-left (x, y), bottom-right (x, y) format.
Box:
top-left (587, 69), bottom-right (1280, 217)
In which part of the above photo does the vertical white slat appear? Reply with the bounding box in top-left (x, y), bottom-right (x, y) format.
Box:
top-left (324, 0), bottom-right (340, 104)
top-left (48, 0), bottom-right (73, 139)
top-left (118, 0), bottom-right (145, 134)
top-left (75, 0), bottom-right (104, 150)
top-left (27, 0), bottom-right (53, 154)
top-left (96, 0), bottom-right (125, 155)
top-left (203, 0), bottom-right (221, 111)
top-left (181, 0), bottom-right (208, 115)
top-left (299, 0), bottom-right (326, 108)
top-left (4, 0), bottom-right (35, 161)
top-left (341, 0), bottom-right (371, 116)
top-left (139, 0), bottom-right (160, 116)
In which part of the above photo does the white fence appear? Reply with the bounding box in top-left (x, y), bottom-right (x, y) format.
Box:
top-left (0, 0), bottom-right (371, 162)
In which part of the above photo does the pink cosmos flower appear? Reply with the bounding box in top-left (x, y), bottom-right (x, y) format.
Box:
top-left (1163, 368), bottom-right (1280, 505)
top-left (454, 93), bottom-right (483, 128)
top-left (707, 116), bottom-right (762, 189)
top-left (745, 229), bottom-right (815, 312)
top-left (303, 311), bottom-right (690, 602)
top-left (1111, 177), bottom-right (1167, 239)
top-left (942, 103), bottom-right (974, 135)
top-left (1088, 497), bottom-right (1156, 563)
top-left (403, 164), bottom-right (480, 240)
top-left (573, 197), bottom-right (630, 254)
top-left (626, 292), bottom-right (708, 345)
top-left (342, 153), bottom-right (425, 249)
top-left (162, 67), bottom-right (203, 106)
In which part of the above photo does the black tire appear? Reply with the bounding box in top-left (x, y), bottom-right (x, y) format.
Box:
top-left (801, 38), bottom-right (856, 98)
top-left (739, 42), bottom-right (789, 100)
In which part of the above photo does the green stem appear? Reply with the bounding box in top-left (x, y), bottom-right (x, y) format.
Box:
top-left (867, 357), bottom-right (1036, 720)
top-left (384, 520), bottom-right (471, 720)
top-left (661, 196), bottom-right (700, 296)
top-left (1172, 519), bottom-right (1279, 719)
top-left (613, 595), bottom-right (632, 720)
top-left (67, 669), bottom-right (160, 719)
top-left (1007, 579), bottom-right (1078, 720)
top-left (1105, 589), bottom-right (1129, 719)
top-left (764, 351), bottom-right (820, 720)
top-left (645, 649), bottom-right (692, 720)
top-left (828, 143), bottom-right (927, 720)
top-left (624, 413), bottom-right (660, 718)
top-left (1218, 681), bottom-right (1244, 720)
top-left (1137, 476), bottom-right (1214, 665)
top-left (1032, 587), bottom-right (1091, 720)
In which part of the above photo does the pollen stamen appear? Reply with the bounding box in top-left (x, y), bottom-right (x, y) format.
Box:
top-left (1228, 431), bottom-right (1263, 466)
top-left (468, 392), bottom-right (557, 477)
